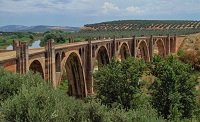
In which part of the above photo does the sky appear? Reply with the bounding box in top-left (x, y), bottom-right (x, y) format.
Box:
top-left (0, 0), bottom-right (200, 27)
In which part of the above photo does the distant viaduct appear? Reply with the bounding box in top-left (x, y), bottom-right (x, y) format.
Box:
top-left (0, 35), bottom-right (185, 98)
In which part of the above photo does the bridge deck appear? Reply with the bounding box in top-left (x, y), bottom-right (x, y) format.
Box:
top-left (0, 51), bottom-right (16, 62)
top-left (0, 48), bottom-right (46, 62)
top-left (55, 41), bottom-right (88, 49)
top-left (29, 48), bottom-right (45, 55)
top-left (0, 36), bottom-right (173, 62)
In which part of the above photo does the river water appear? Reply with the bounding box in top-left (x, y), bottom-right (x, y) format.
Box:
top-left (6, 40), bottom-right (41, 50)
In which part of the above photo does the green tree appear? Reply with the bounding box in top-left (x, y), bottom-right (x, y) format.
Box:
top-left (0, 68), bottom-right (166, 122)
top-left (29, 34), bottom-right (34, 40)
top-left (0, 67), bottom-right (45, 103)
top-left (94, 57), bottom-right (148, 109)
top-left (42, 30), bottom-right (66, 45)
top-left (148, 54), bottom-right (198, 120)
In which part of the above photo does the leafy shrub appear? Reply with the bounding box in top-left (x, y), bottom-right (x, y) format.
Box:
top-left (59, 79), bottom-right (68, 94)
top-left (0, 67), bottom-right (46, 103)
top-left (148, 54), bottom-right (198, 120)
top-left (0, 67), bottom-right (166, 122)
top-left (0, 68), bottom-right (23, 103)
top-left (94, 57), bottom-right (148, 109)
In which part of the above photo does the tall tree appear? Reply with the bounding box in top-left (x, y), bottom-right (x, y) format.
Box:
top-left (94, 57), bottom-right (147, 109)
top-left (148, 54), bottom-right (198, 120)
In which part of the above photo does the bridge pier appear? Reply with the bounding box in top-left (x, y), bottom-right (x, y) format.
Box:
top-left (112, 36), bottom-right (117, 57)
top-left (149, 35), bottom-right (154, 61)
top-left (133, 36), bottom-right (137, 58)
top-left (45, 39), bottom-right (57, 87)
top-left (85, 38), bottom-right (94, 95)
top-left (166, 34), bottom-right (171, 55)
top-left (15, 41), bottom-right (29, 74)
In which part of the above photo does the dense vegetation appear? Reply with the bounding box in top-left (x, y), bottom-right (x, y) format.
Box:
top-left (94, 57), bottom-right (147, 109)
top-left (1, 20), bottom-right (200, 121)
top-left (149, 54), bottom-right (198, 120)
top-left (0, 54), bottom-right (200, 121)
top-left (0, 68), bottom-right (164, 122)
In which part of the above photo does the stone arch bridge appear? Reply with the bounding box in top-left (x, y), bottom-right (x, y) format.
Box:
top-left (0, 35), bottom-right (182, 98)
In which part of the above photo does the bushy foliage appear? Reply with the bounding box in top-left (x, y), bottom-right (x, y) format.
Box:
top-left (59, 79), bottom-right (68, 94)
top-left (94, 57), bottom-right (148, 109)
top-left (0, 68), bottom-right (44, 103)
top-left (148, 54), bottom-right (198, 120)
top-left (42, 30), bottom-right (66, 44)
top-left (0, 68), bottom-right (166, 122)
top-left (0, 68), bottom-right (23, 103)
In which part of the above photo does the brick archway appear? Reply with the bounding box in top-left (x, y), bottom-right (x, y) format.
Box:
top-left (4, 61), bottom-right (16, 73)
top-left (94, 45), bottom-right (110, 69)
top-left (29, 60), bottom-right (44, 79)
top-left (154, 39), bottom-right (166, 57)
top-left (61, 51), bottom-right (86, 98)
top-left (55, 53), bottom-right (61, 72)
top-left (118, 42), bottom-right (131, 61)
top-left (137, 40), bottom-right (150, 62)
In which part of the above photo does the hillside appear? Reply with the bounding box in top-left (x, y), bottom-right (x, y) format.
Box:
top-left (82, 20), bottom-right (200, 31)
top-left (0, 25), bottom-right (80, 32)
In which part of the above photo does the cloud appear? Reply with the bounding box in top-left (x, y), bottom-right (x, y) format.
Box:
top-left (126, 6), bottom-right (142, 14)
top-left (102, 2), bottom-right (119, 14)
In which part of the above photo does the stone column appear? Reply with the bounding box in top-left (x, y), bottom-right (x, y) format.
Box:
top-left (133, 36), bottom-right (137, 58)
top-left (173, 34), bottom-right (177, 52)
top-left (45, 39), bottom-right (56, 87)
top-left (13, 40), bottom-right (20, 51)
top-left (16, 41), bottom-right (29, 74)
top-left (85, 38), bottom-right (93, 95)
top-left (166, 34), bottom-right (170, 55)
top-left (149, 35), bottom-right (153, 61)
top-left (112, 36), bottom-right (117, 57)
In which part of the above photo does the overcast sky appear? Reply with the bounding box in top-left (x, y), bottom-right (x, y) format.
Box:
top-left (0, 0), bottom-right (200, 27)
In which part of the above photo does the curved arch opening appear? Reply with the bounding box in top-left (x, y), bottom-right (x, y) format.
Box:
top-left (61, 52), bottom-right (65, 60)
top-left (137, 41), bottom-right (150, 62)
top-left (95, 46), bottom-right (109, 70)
top-left (61, 52), bottom-right (86, 98)
top-left (118, 43), bottom-right (131, 62)
top-left (29, 60), bottom-right (44, 79)
top-left (55, 53), bottom-right (61, 72)
top-left (153, 40), bottom-right (166, 57)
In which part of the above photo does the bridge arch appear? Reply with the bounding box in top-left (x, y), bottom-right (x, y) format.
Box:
top-left (153, 39), bottom-right (166, 57)
top-left (4, 61), bottom-right (16, 73)
top-left (118, 42), bottom-right (131, 61)
top-left (60, 51), bottom-right (86, 98)
top-left (55, 53), bottom-right (61, 72)
top-left (137, 40), bottom-right (150, 62)
top-left (29, 60), bottom-right (44, 79)
top-left (94, 45), bottom-right (110, 69)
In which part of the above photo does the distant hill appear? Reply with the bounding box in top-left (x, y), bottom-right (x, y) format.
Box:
top-left (0, 25), bottom-right (80, 32)
top-left (81, 20), bottom-right (200, 31)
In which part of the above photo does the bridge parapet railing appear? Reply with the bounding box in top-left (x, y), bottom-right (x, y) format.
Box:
top-left (0, 49), bottom-right (13, 53)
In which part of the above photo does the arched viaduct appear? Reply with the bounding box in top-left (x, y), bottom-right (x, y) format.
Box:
top-left (0, 35), bottom-right (179, 98)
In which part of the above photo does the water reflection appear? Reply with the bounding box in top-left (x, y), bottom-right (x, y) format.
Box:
top-left (6, 40), bottom-right (41, 50)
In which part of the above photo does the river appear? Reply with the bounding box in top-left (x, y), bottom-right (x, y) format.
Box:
top-left (6, 40), bottom-right (41, 50)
